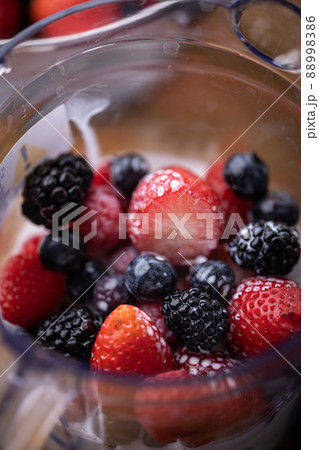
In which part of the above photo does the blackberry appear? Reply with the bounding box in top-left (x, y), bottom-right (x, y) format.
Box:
top-left (251, 191), bottom-right (299, 226)
top-left (22, 153), bottom-right (93, 227)
top-left (189, 260), bottom-right (235, 302)
top-left (229, 221), bottom-right (300, 275)
top-left (39, 230), bottom-right (85, 273)
top-left (161, 289), bottom-right (228, 353)
top-left (93, 273), bottom-right (135, 319)
top-left (224, 153), bottom-right (268, 199)
top-left (125, 253), bottom-right (176, 300)
top-left (66, 259), bottom-right (106, 301)
top-left (110, 153), bottom-right (149, 196)
top-left (34, 305), bottom-right (103, 361)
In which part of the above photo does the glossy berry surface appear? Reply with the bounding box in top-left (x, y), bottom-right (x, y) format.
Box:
top-left (137, 299), bottom-right (176, 344)
top-left (22, 153), bottom-right (93, 227)
top-left (90, 305), bottom-right (175, 375)
top-left (128, 168), bottom-right (224, 265)
top-left (229, 221), bottom-right (300, 275)
top-left (224, 153), bottom-right (268, 199)
top-left (110, 153), bottom-right (150, 196)
top-left (29, 0), bottom-right (121, 37)
top-left (79, 185), bottom-right (123, 252)
top-left (35, 305), bottom-right (103, 361)
top-left (66, 259), bottom-right (105, 301)
top-left (0, 252), bottom-right (64, 328)
top-left (175, 346), bottom-right (239, 376)
top-left (125, 253), bottom-right (176, 301)
top-left (162, 289), bottom-right (229, 353)
top-left (93, 273), bottom-right (135, 318)
top-left (21, 233), bottom-right (47, 256)
top-left (251, 191), bottom-right (299, 226)
top-left (189, 260), bottom-right (235, 302)
top-left (205, 159), bottom-right (251, 223)
top-left (226, 277), bottom-right (301, 356)
top-left (39, 230), bottom-right (85, 272)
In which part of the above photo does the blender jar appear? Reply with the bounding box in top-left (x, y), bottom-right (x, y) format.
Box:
top-left (0, 1), bottom-right (301, 449)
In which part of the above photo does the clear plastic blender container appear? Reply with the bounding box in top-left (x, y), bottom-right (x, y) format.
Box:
top-left (0, 1), bottom-right (301, 449)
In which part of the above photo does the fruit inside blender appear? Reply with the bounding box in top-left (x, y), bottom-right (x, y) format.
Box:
top-left (0, 48), bottom-right (300, 448)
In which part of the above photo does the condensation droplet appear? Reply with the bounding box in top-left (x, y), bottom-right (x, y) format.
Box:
top-left (56, 85), bottom-right (65, 98)
top-left (163, 41), bottom-right (180, 56)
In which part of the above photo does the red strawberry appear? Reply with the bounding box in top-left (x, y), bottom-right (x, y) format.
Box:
top-left (225, 277), bottom-right (301, 357)
top-left (128, 168), bottom-right (224, 266)
top-left (135, 369), bottom-right (267, 446)
top-left (108, 244), bottom-right (139, 275)
top-left (21, 233), bottom-right (47, 256)
top-left (175, 346), bottom-right (238, 376)
top-left (0, 0), bottom-right (22, 38)
top-left (135, 370), bottom-right (212, 443)
top-left (90, 305), bottom-right (175, 375)
top-left (80, 185), bottom-right (123, 253)
top-left (29, 0), bottom-right (121, 37)
top-left (180, 385), bottom-right (267, 448)
top-left (137, 299), bottom-right (176, 344)
top-left (205, 159), bottom-right (251, 224)
top-left (92, 161), bottom-right (111, 186)
top-left (0, 252), bottom-right (65, 328)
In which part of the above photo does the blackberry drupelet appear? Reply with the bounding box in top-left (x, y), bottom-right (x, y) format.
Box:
top-left (110, 153), bottom-right (150, 196)
top-left (251, 191), bottom-right (299, 226)
top-left (161, 289), bottom-right (228, 353)
top-left (39, 230), bottom-right (85, 273)
top-left (223, 153), bottom-right (268, 199)
top-left (22, 153), bottom-right (93, 227)
top-left (93, 273), bottom-right (135, 319)
top-left (34, 305), bottom-right (103, 361)
top-left (229, 221), bottom-right (300, 275)
top-left (66, 259), bottom-right (106, 301)
top-left (189, 260), bottom-right (235, 302)
top-left (125, 253), bottom-right (176, 300)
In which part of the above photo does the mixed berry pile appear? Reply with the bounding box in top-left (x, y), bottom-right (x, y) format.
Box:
top-left (0, 150), bottom-right (301, 444)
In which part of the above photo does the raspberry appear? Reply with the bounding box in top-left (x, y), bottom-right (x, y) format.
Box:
top-left (137, 299), bottom-right (176, 344)
top-left (205, 159), bottom-right (251, 223)
top-left (92, 273), bottom-right (135, 319)
top-left (79, 185), bottom-right (123, 252)
top-left (175, 346), bottom-right (238, 376)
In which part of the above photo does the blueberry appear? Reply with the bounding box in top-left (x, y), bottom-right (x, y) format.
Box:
top-left (125, 253), bottom-right (176, 300)
top-left (122, 1), bottom-right (143, 16)
top-left (93, 273), bottom-right (135, 319)
top-left (189, 260), bottom-right (235, 302)
top-left (251, 191), bottom-right (299, 226)
top-left (224, 153), bottom-right (268, 199)
top-left (110, 153), bottom-right (150, 196)
top-left (39, 230), bottom-right (85, 273)
top-left (66, 259), bottom-right (106, 301)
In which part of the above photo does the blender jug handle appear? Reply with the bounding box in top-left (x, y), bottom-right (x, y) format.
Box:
top-left (0, 349), bottom-right (73, 450)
